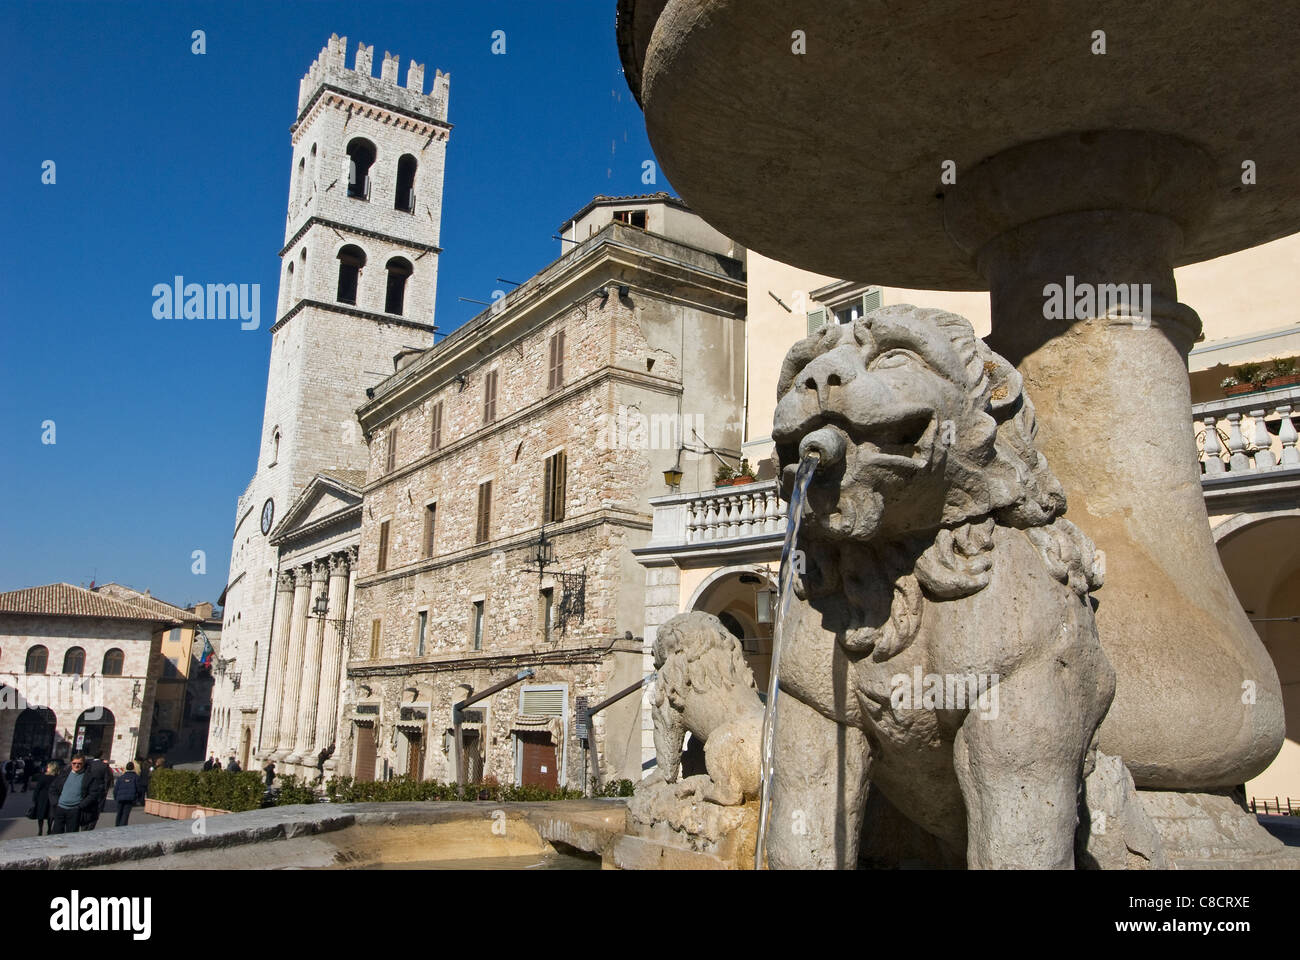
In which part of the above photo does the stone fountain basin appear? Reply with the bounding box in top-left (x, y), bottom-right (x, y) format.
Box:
top-left (0, 801), bottom-right (626, 871)
top-left (619, 0), bottom-right (1300, 287)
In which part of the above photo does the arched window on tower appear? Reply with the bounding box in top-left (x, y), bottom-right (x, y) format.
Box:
top-left (295, 156), bottom-right (306, 207)
top-left (395, 155), bottom-right (417, 213)
top-left (298, 248), bottom-right (307, 299)
top-left (283, 261), bottom-right (294, 315)
top-left (384, 257), bottom-right (413, 315)
top-left (102, 649), bottom-right (124, 676)
top-left (336, 245), bottom-right (366, 305)
top-left (346, 138), bottom-right (377, 201)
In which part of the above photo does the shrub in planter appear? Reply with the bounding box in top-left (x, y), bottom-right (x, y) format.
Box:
top-left (148, 769), bottom-right (264, 812)
top-left (272, 775), bottom-right (319, 806)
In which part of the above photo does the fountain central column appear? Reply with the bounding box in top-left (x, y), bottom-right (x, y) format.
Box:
top-left (945, 131), bottom-right (1284, 788)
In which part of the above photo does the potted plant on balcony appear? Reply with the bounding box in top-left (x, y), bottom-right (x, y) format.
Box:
top-left (714, 462), bottom-right (736, 487)
top-left (732, 458), bottom-right (756, 485)
top-left (1223, 363), bottom-right (1267, 396)
top-left (1264, 357), bottom-right (1300, 390)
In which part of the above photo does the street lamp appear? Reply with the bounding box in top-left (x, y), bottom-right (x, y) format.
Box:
top-left (663, 447), bottom-right (685, 489)
top-left (313, 594), bottom-right (329, 618)
top-left (534, 525), bottom-right (555, 572)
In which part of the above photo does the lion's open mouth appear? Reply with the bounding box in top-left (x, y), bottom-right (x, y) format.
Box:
top-left (786, 410), bottom-right (933, 471)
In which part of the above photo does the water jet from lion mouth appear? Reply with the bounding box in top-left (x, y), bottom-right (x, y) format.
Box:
top-left (755, 450), bottom-right (822, 869)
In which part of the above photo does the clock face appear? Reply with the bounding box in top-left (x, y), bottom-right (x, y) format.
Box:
top-left (261, 498), bottom-right (275, 535)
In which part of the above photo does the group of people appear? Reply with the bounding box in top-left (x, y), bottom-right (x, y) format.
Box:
top-left (201, 754), bottom-right (243, 772)
top-left (2, 753), bottom-right (157, 835)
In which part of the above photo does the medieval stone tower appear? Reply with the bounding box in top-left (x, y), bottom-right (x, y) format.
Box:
top-left (212, 35), bottom-right (450, 762)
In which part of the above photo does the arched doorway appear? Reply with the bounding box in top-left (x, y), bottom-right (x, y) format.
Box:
top-left (11, 706), bottom-right (56, 761)
top-left (74, 707), bottom-right (115, 761)
top-left (688, 567), bottom-right (777, 695)
top-left (1216, 514), bottom-right (1300, 807)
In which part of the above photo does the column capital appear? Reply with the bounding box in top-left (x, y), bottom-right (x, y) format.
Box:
top-left (277, 570), bottom-right (296, 592)
top-left (310, 558), bottom-right (330, 582)
top-left (294, 564), bottom-right (314, 585)
top-left (329, 552), bottom-right (350, 575)
top-left (348, 544), bottom-right (360, 564)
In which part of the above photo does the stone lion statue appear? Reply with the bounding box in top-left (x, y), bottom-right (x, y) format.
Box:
top-left (766, 304), bottom-right (1128, 869)
top-left (643, 611), bottom-right (765, 806)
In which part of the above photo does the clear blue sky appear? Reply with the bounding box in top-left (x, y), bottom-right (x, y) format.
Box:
top-left (0, 0), bottom-right (662, 608)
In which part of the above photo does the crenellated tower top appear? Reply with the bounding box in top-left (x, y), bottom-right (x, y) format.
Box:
top-left (296, 33), bottom-right (450, 124)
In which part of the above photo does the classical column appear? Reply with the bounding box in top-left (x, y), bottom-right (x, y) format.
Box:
top-left (258, 571), bottom-right (297, 758)
top-left (286, 559), bottom-right (329, 765)
top-left (274, 564), bottom-right (314, 760)
top-left (313, 552), bottom-right (351, 767)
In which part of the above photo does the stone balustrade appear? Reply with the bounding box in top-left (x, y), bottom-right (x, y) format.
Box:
top-left (1195, 386), bottom-right (1300, 477)
top-left (647, 479), bottom-right (786, 549)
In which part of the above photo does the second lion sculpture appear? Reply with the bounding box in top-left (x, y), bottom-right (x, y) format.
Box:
top-left (767, 304), bottom-right (1115, 869)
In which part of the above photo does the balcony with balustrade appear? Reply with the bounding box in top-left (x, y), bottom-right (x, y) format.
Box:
top-left (1195, 385), bottom-right (1300, 515)
top-left (635, 479), bottom-right (787, 568)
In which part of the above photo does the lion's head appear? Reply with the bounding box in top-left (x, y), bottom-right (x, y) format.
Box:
top-left (774, 304), bottom-right (1065, 542)
top-left (772, 305), bottom-right (1100, 659)
top-left (653, 611), bottom-right (757, 713)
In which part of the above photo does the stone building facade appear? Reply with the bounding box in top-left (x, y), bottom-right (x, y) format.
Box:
top-left (338, 203), bottom-right (747, 788)
top-left (209, 35), bottom-right (451, 767)
top-left (0, 584), bottom-right (183, 766)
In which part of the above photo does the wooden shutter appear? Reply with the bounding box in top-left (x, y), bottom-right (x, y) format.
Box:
top-left (369, 619), bottom-right (381, 659)
top-left (476, 481), bottom-right (492, 543)
top-left (484, 369), bottom-right (498, 424)
top-left (385, 427), bottom-right (396, 473)
top-left (807, 308), bottom-right (827, 336)
top-left (377, 520), bottom-right (390, 572)
top-left (548, 330), bottom-right (565, 391)
top-left (430, 402), bottom-right (442, 451)
top-left (354, 723), bottom-right (376, 782)
top-left (543, 450), bottom-right (566, 523)
top-left (861, 288), bottom-right (882, 315)
top-left (423, 503), bottom-right (436, 558)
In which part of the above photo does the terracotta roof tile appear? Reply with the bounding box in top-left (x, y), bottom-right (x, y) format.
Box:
top-left (0, 583), bottom-right (180, 623)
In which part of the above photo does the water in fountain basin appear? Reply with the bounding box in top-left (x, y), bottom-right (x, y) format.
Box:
top-left (755, 452), bottom-right (820, 869)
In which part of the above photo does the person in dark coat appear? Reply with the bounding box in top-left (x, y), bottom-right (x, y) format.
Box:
top-left (2, 759), bottom-right (14, 788)
top-left (136, 759), bottom-right (152, 800)
top-left (30, 761), bottom-right (57, 835)
top-left (47, 754), bottom-right (105, 834)
top-left (263, 761), bottom-right (276, 789)
top-left (82, 755), bottom-right (111, 830)
top-left (112, 762), bottom-right (142, 826)
top-left (225, 756), bottom-right (241, 772)
top-left (15, 757), bottom-right (29, 792)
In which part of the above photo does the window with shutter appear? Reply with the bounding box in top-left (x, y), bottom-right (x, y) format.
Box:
top-left (369, 619), bottom-right (381, 659)
top-left (807, 308), bottom-right (827, 336)
top-left (543, 450), bottom-right (566, 523)
top-left (548, 330), bottom-right (565, 391)
top-left (476, 481), bottom-right (492, 544)
top-left (430, 401), bottom-right (442, 452)
top-left (385, 427), bottom-right (396, 473)
top-left (520, 686), bottom-right (565, 717)
top-left (861, 287), bottom-right (883, 314)
top-left (471, 600), bottom-right (485, 650)
top-left (415, 610), bottom-right (427, 656)
top-left (483, 369), bottom-right (498, 424)
top-left (377, 520), bottom-right (390, 572)
top-left (423, 502), bottom-right (437, 558)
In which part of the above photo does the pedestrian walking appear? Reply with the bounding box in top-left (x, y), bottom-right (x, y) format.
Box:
top-left (263, 760), bottom-right (276, 788)
top-left (202, 755), bottom-right (214, 771)
top-left (29, 761), bottom-right (57, 835)
top-left (112, 762), bottom-right (141, 826)
top-left (20, 757), bottom-right (35, 792)
top-left (225, 755), bottom-right (241, 772)
top-left (47, 754), bottom-right (105, 835)
top-left (81, 754), bottom-right (111, 830)
top-left (3, 759), bottom-right (14, 788)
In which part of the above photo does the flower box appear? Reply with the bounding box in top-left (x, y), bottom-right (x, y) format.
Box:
top-left (143, 798), bottom-right (230, 820)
